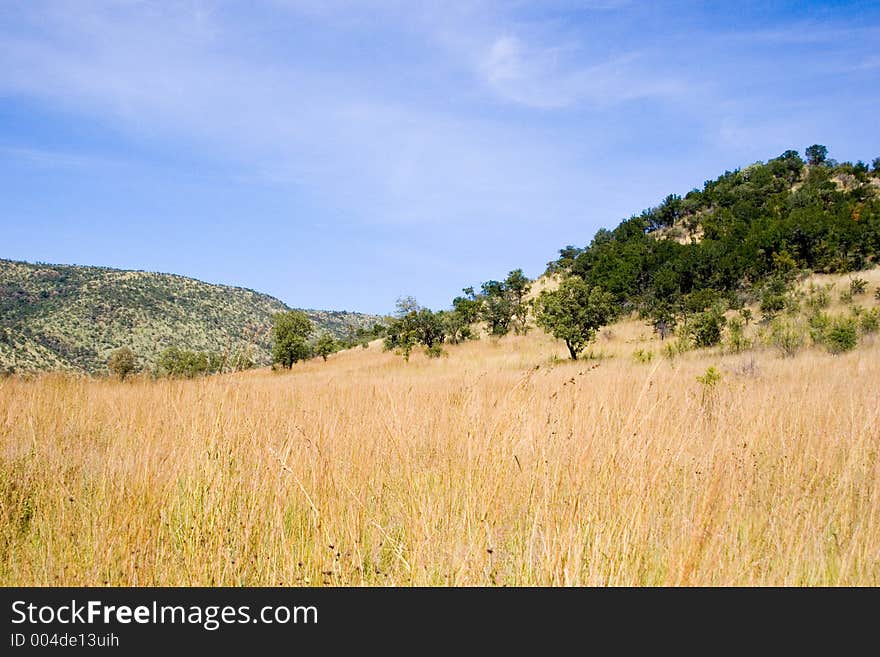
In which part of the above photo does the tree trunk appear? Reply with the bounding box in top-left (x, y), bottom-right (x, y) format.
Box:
top-left (566, 341), bottom-right (578, 360)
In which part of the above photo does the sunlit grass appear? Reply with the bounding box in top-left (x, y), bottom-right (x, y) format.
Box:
top-left (2, 312), bottom-right (878, 586)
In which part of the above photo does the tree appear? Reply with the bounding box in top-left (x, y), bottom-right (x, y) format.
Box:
top-left (271, 310), bottom-right (313, 368)
top-left (480, 280), bottom-right (513, 336)
top-left (505, 269), bottom-right (532, 335)
top-left (646, 301), bottom-right (676, 340)
top-left (651, 194), bottom-right (683, 230)
top-left (314, 332), bottom-right (337, 361)
top-left (547, 245), bottom-right (584, 274)
top-left (451, 287), bottom-right (482, 324)
top-left (394, 296), bottom-right (420, 317)
top-left (805, 144), bottom-right (828, 166)
top-left (535, 276), bottom-right (616, 360)
top-left (383, 299), bottom-right (444, 361)
top-left (107, 347), bottom-right (136, 380)
top-left (442, 309), bottom-right (473, 344)
top-left (414, 308), bottom-right (445, 348)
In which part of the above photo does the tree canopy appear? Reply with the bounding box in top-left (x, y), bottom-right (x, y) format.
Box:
top-left (535, 276), bottom-right (615, 360)
top-left (271, 310), bottom-right (313, 368)
top-left (107, 346), bottom-right (136, 380)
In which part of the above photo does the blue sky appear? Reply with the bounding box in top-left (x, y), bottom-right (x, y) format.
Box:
top-left (1, 1), bottom-right (879, 314)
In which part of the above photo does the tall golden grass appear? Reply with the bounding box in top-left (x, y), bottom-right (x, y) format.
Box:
top-left (2, 316), bottom-right (878, 586)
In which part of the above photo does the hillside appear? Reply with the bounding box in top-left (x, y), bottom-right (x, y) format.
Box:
top-left (547, 150), bottom-right (880, 316)
top-left (0, 259), bottom-right (382, 374)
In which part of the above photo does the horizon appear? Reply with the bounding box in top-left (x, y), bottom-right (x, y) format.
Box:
top-left (2, 1), bottom-right (880, 314)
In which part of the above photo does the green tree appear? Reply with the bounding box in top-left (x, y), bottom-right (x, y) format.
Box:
top-left (805, 144), bottom-right (828, 166)
top-left (480, 280), bottom-right (513, 336)
top-left (442, 309), bottom-right (473, 344)
top-left (451, 287), bottom-right (482, 324)
top-left (314, 331), bottom-right (337, 361)
top-left (648, 302), bottom-right (676, 340)
top-left (505, 269), bottom-right (532, 335)
top-left (535, 276), bottom-right (615, 360)
top-left (415, 308), bottom-right (445, 348)
top-left (546, 245), bottom-right (584, 274)
top-left (383, 299), bottom-right (448, 361)
top-left (271, 310), bottom-right (313, 369)
top-left (107, 347), bottom-right (136, 380)
top-left (394, 296), bottom-right (420, 317)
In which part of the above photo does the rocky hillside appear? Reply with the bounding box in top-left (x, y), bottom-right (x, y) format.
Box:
top-left (0, 259), bottom-right (383, 374)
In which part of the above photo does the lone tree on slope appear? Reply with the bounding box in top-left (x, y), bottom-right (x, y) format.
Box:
top-left (314, 331), bottom-right (337, 362)
top-left (805, 144), bottom-right (828, 166)
top-left (107, 346), bottom-right (136, 380)
top-left (535, 276), bottom-right (616, 360)
top-left (271, 310), bottom-right (313, 369)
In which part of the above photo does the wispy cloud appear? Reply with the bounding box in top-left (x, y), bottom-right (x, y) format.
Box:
top-left (480, 34), bottom-right (684, 108)
top-left (0, 1), bottom-right (642, 229)
top-left (0, 145), bottom-right (120, 170)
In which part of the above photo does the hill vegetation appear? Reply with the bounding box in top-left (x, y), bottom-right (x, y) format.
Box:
top-left (379, 146), bottom-right (880, 362)
top-left (0, 259), bottom-right (382, 374)
top-left (547, 147), bottom-right (880, 326)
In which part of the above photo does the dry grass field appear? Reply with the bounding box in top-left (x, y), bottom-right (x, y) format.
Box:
top-left (2, 272), bottom-right (879, 586)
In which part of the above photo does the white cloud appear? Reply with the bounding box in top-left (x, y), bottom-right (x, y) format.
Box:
top-left (478, 33), bottom-right (684, 109)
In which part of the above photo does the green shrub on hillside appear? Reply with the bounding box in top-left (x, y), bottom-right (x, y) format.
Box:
top-left (271, 310), bottom-right (313, 369)
top-left (769, 317), bottom-right (805, 358)
top-left (859, 308), bottom-right (879, 335)
top-left (808, 311), bottom-right (832, 345)
top-left (314, 332), bottom-right (338, 362)
top-left (157, 347), bottom-right (223, 378)
top-left (633, 348), bottom-right (654, 363)
top-left (804, 283), bottom-right (831, 311)
top-left (824, 317), bottom-right (859, 354)
top-left (687, 306), bottom-right (727, 348)
top-left (725, 316), bottom-right (751, 354)
top-left (849, 278), bottom-right (868, 296)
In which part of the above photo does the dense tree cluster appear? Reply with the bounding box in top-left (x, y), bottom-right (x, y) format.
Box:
top-left (157, 346), bottom-right (225, 378)
top-left (383, 270), bottom-right (534, 360)
top-left (545, 146), bottom-right (880, 334)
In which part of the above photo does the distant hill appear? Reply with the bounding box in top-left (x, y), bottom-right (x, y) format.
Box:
top-left (0, 259), bottom-right (383, 374)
